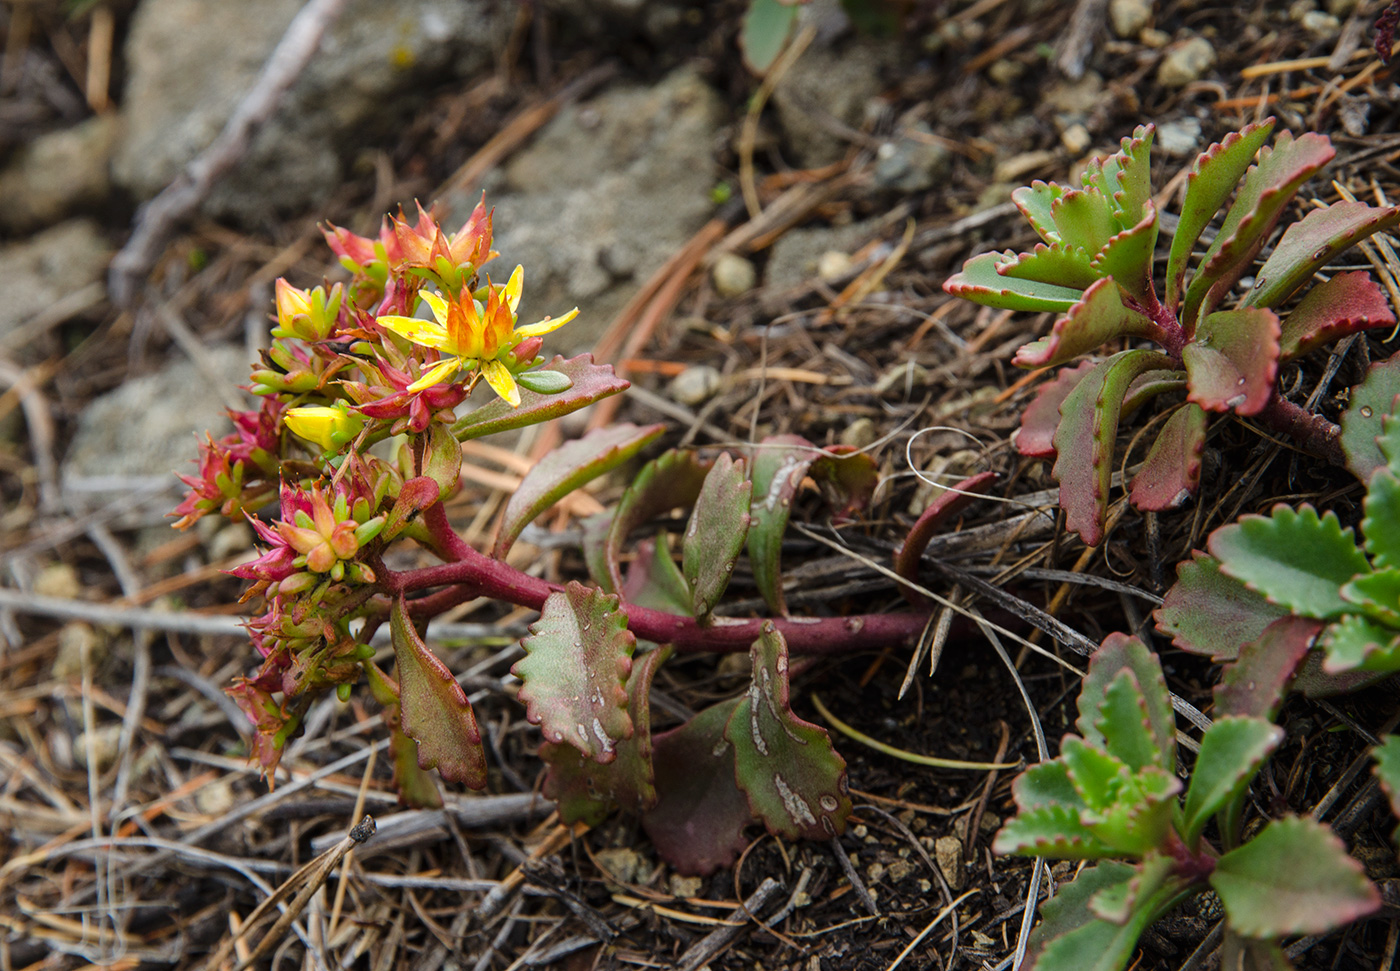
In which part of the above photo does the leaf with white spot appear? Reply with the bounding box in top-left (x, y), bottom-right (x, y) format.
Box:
top-left (683, 454), bottom-right (751, 619)
top-left (747, 435), bottom-right (817, 615)
top-left (725, 624), bottom-right (850, 841)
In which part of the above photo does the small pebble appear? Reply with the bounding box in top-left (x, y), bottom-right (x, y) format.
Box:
top-left (53, 622), bottom-right (102, 680)
top-left (1060, 123), bottom-right (1092, 155)
top-left (209, 521), bottom-right (254, 560)
top-left (986, 58), bottom-right (1024, 86)
top-left (1109, 0), bottom-right (1151, 38)
top-left (1139, 27), bottom-right (1170, 48)
top-left (712, 252), bottom-right (756, 297)
top-left (1329, 0), bottom-right (1359, 15)
top-left (669, 874), bottom-right (703, 898)
top-left (1301, 10), bottom-right (1341, 38)
top-left (74, 724), bottom-right (123, 770)
top-left (994, 149), bottom-right (1054, 183)
top-left (594, 847), bottom-right (640, 885)
top-left (1156, 117), bottom-right (1203, 156)
top-left (817, 249), bottom-right (854, 284)
top-left (935, 835), bottom-right (965, 890)
top-left (840, 418), bottom-right (877, 451)
top-left (1157, 37), bottom-right (1216, 88)
top-left (196, 778), bottom-right (237, 816)
top-left (1288, 0), bottom-right (1316, 20)
top-left (34, 563), bottom-right (82, 599)
top-left (668, 365), bottom-right (722, 407)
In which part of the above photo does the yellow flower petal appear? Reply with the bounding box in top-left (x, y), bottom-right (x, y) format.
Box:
top-left (407, 357), bottom-right (463, 392)
top-left (284, 405), bottom-right (363, 451)
top-left (514, 307), bottom-right (579, 338)
top-left (480, 358), bottom-right (521, 407)
top-left (419, 290), bottom-right (449, 323)
top-left (378, 314), bottom-right (452, 350)
top-left (503, 265), bottom-right (523, 314)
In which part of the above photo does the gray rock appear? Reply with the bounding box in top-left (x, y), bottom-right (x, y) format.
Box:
top-left (0, 115), bottom-right (119, 233)
top-left (114, 0), bottom-right (505, 224)
top-left (1157, 37), bottom-right (1216, 88)
top-left (0, 219), bottom-right (111, 344)
top-left (668, 365), bottom-right (722, 406)
top-left (872, 123), bottom-right (951, 193)
top-left (1156, 117), bottom-right (1202, 156)
top-left (1109, 0), bottom-right (1152, 38)
top-left (772, 41), bottom-right (896, 167)
top-left (64, 345), bottom-right (251, 483)
top-left (450, 67), bottom-right (724, 354)
top-left (766, 219), bottom-right (877, 290)
top-left (1300, 10), bottom-right (1341, 38)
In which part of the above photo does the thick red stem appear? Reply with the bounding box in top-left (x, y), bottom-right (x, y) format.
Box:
top-left (1253, 393), bottom-right (1345, 467)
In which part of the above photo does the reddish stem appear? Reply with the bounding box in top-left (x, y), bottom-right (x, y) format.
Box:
top-left (1253, 393), bottom-right (1345, 467)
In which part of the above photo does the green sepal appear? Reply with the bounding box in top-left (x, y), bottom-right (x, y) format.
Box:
top-left (452, 354), bottom-right (629, 441)
top-left (514, 368), bottom-right (573, 394)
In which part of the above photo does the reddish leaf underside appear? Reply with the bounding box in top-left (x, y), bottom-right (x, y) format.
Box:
top-left (1246, 200), bottom-right (1400, 310)
top-left (513, 581), bottom-right (635, 762)
top-left (390, 598), bottom-right (487, 788)
top-left (894, 469), bottom-right (997, 603)
top-left (807, 445), bottom-right (880, 521)
top-left (1130, 403), bottom-right (1207, 512)
top-left (452, 354), bottom-right (630, 440)
top-left (1213, 615), bottom-right (1321, 719)
top-left (725, 624), bottom-right (851, 841)
top-left (1015, 361), bottom-right (1096, 457)
top-left (1182, 308), bottom-right (1280, 416)
top-left (1278, 271), bottom-right (1395, 361)
top-left (1013, 277), bottom-right (1155, 369)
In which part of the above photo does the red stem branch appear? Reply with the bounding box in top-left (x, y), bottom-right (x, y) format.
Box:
top-left (1253, 393), bottom-right (1345, 467)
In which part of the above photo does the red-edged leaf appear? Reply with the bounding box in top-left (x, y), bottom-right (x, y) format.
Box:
top-left (944, 251), bottom-right (1085, 313)
top-left (1246, 201), bottom-right (1400, 309)
top-left (542, 645), bottom-right (670, 825)
top-left (1121, 369), bottom-right (1188, 414)
top-left (994, 803), bottom-right (1116, 859)
top-left (383, 475), bottom-right (441, 538)
top-left (363, 660), bottom-right (444, 808)
top-left (1085, 123), bottom-right (1154, 227)
top-left (1183, 131), bottom-right (1335, 327)
top-left (996, 242), bottom-right (1100, 290)
top-left (683, 454), bottom-right (752, 619)
top-left (493, 422), bottom-right (665, 558)
top-left (1364, 467), bottom-right (1400, 570)
top-left (1180, 717), bottom-right (1282, 847)
top-left (1319, 614), bottom-right (1400, 673)
top-left (894, 469), bottom-right (997, 604)
top-left (1214, 615), bottom-right (1321, 719)
top-left (1371, 735), bottom-right (1400, 841)
top-left (1013, 180), bottom-right (1068, 244)
top-left (513, 581), bottom-right (636, 762)
top-left (604, 449), bottom-right (712, 593)
top-left (1052, 349), bottom-right (1171, 545)
top-left (1182, 308), bottom-right (1280, 415)
top-left (1018, 862), bottom-right (1146, 971)
top-left (1341, 357), bottom-right (1400, 479)
top-left (452, 355), bottom-right (629, 441)
top-left (390, 598), bottom-right (487, 788)
top-left (622, 535), bottom-right (694, 616)
top-left (1077, 633), bottom-right (1175, 775)
top-left (1130, 402), bottom-right (1207, 511)
top-left (1279, 271), bottom-right (1395, 361)
top-left (1015, 361), bottom-right (1096, 457)
top-left (642, 698), bottom-right (754, 875)
top-left (1088, 202), bottom-right (1159, 301)
top-left (1166, 119), bottom-right (1276, 309)
top-left (747, 435), bottom-right (817, 615)
top-left (1212, 817), bottom-right (1379, 937)
top-left (1051, 187), bottom-right (1119, 256)
top-left (1155, 552), bottom-right (1291, 659)
top-left (725, 624), bottom-right (851, 841)
top-left (1013, 277), bottom-right (1156, 369)
top-left (1292, 646), bottom-right (1394, 696)
top-left (808, 446), bottom-right (879, 521)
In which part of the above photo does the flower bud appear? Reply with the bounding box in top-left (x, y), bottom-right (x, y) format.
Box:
top-left (284, 404), bottom-right (366, 453)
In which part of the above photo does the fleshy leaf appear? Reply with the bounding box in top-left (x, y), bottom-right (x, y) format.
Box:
top-left (513, 581), bottom-right (636, 762)
top-left (390, 598), bottom-right (487, 788)
top-left (1088, 854), bottom-right (1174, 925)
top-left (1051, 187), bottom-right (1119, 256)
top-left (1093, 670), bottom-right (1164, 774)
top-left (1021, 862), bottom-right (1152, 971)
top-left (1013, 181), bottom-right (1068, 244)
top-left (1130, 402), bottom-right (1206, 511)
top-left (1155, 552), bottom-right (1292, 659)
top-left (747, 435), bottom-right (817, 615)
top-left (1209, 504), bottom-right (1370, 618)
top-left (1319, 614), bottom-right (1400, 673)
top-left (1278, 271), bottom-right (1395, 360)
top-left (1180, 716), bottom-right (1282, 847)
top-left (1166, 119), bottom-right (1276, 309)
top-left (1015, 361), bottom-right (1096, 457)
top-left (1052, 349), bottom-right (1172, 545)
top-left (997, 242), bottom-right (1100, 290)
top-left (1364, 467), bottom-right (1400, 570)
top-left (493, 422), bottom-right (665, 558)
top-left (740, 0), bottom-right (800, 75)
top-left (1061, 736), bottom-right (1129, 811)
top-left (1340, 357), bottom-right (1400, 479)
top-left (580, 510), bottom-right (614, 590)
top-left (944, 251), bottom-right (1085, 313)
top-left (1370, 735), bottom-right (1400, 841)
top-left (807, 446), bottom-right (879, 521)
top-left (1080, 765), bottom-right (1180, 857)
top-left (1087, 124), bottom-right (1154, 227)
top-left (1088, 202), bottom-right (1159, 301)
top-left (541, 645), bottom-right (670, 825)
top-left (383, 475), bottom-right (441, 538)
top-left (894, 469), bottom-right (997, 604)
top-left (622, 535), bottom-right (694, 616)
top-left (605, 449), bottom-right (712, 593)
top-left (993, 802), bottom-right (1116, 859)
top-left (642, 698), bottom-right (753, 875)
top-left (1013, 277), bottom-right (1155, 369)
top-left (364, 659), bottom-right (443, 809)
top-left (421, 420), bottom-right (463, 500)
top-left (1293, 645), bottom-right (1395, 696)
top-left (1011, 759), bottom-right (1087, 811)
top-left (1120, 369), bottom-right (1189, 415)
top-left (1182, 308), bottom-right (1280, 415)
top-left (1078, 634), bottom-right (1175, 774)
top-left (1341, 568), bottom-right (1400, 626)
top-left (725, 624), bottom-right (851, 841)
top-left (1245, 201), bottom-right (1400, 310)
top-left (683, 453), bottom-right (752, 619)
top-left (1214, 615), bottom-right (1320, 719)
top-left (1183, 131), bottom-right (1335, 327)
top-left (452, 355), bottom-right (629, 441)
top-left (1211, 816), bottom-right (1379, 938)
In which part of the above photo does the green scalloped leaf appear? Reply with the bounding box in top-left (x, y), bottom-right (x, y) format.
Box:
top-left (997, 242), bottom-right (1100, 290)
top-left (1155, 552), bottom-right (1291, 660)
top-left (1061, 736), bottom-right (1129, 812)
top-left (605, 449), bottom-right (712, 593)
top-left (1364, 468), bottom-right (1400, 569)
top-left (1082, 765), bottom-right (1180, 857)
top-left (1014, 180), bottom-right (1068, 244)
top-left (1341, 358), bottom-right (1400, 480)
top-left (1088, 854), bottom-right (1174, 925)
top-left (1213, 615), bottom-right (1320, 719)
top-left (1212, 816), bottom-right (1379, 938)
top-left (1278, 271), bottom-right (1396, 361)
top-left (746, 434), bottom-right (816, 615)
top-left (494, 422), bottom-right (665, 558)
top-left (725, 623), bottom-right (851, 841)
top-left (683, 453), bottom-right (752, 619)
top-left (1166, 119), bottom-right (1276, 309)
top-left (1014, 277), bottom-right (1155, 369)
top-left (1182, 308), bottom-right (1280, 416)
top-left (513, 581), bottom-right (636, 762)
top-left (1052, 187), bottom-right (1119, 256)
top-left (1183, 131), bottom-right (1335, 328)
top-left (1210, 504), bottom-right (1370, 618)
top-left (1078, 634), bottom-right (1175, 774)
top-left (452, 354), bottom-right (629, 440)
top-left (893, 469), bottom-right (997, 604)
top-left (739, 0), bottom-right (800, 75)
top-left (1130, 402), bottom-right (1207, 512)
top-left (1320, 614), bottom-right (1400, 673)
top-left (1011, 759), bottom-right (1087, 811)
top-left (390, 598), bottom-right (487, 788)
top-left (541, 645), bottom-right (670, 825)
top-left (1121, 369), bottom-right (1189, 414)
top-left (1371, 735), bottom-right (1400, 840)
top-left (622, 535), bottom-right (694, 616)
top-left (1094, 671), bottom-right (1164, 774)
top-left (1016, 361), bottom-right (1097, 457)
top-left (993, 802), bottom-right (1116, 859)
top-left (944, 251), bottom-right (1086, 313)
top-left (1245, 201), bottom-right (1400, 309)
top-left (1341, 568), bottom-right (1400, 627)
top-left (642, 697), bottom-right (753, 876)
top-left (1088, 203), bottom-right (1160, 301)
top-left (1052, 349), bottom-right (1171, 545)
top-left (580, 510), bottom-right (614, 590)
top-left (1020, 862), bottom-right (1151, 971)
top-left (1086, 124), bottom-right (1154, 227)
top-left (1181, 716), bottom-right (1282, 847)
